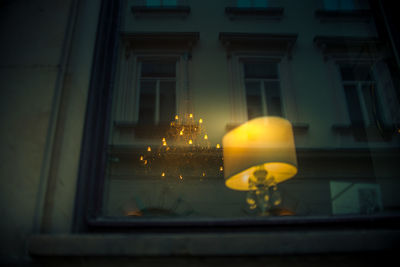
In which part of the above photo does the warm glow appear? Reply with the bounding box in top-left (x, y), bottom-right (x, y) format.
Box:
top-left (162, 137), bottom-right (166, 142)
top-left (163, 141), bottom-right (167, 146)
top-left (220, 166), bottom-right (224, 171)
top-left (199, 118), bottom-right (203, 124)
top-left (180, 130), bottom-right (184, 135)
top-left (223, 117), bottom-right (297, 191)
top-left (179, 175), bottom-right (183, 180)
top-left (175, 115), bottom-right (179, 120)
top-left (204, 134), bottom-right (208, 140)
top-left (161, 172), bottom-right (165, 177)
top-left (147, 146), bottom-right (151, 152)
top-left (188, 139), bottom-right (193, 145)
top-left (189, 113), bottom-right (193, 118)
top-left (216, 144), bottom-right (221, 149)
top-left (140, 155), bottom-right (144, 161)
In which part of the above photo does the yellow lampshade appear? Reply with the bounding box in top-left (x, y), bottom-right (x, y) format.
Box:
top-left (222, 117), bottom-right (297, 191)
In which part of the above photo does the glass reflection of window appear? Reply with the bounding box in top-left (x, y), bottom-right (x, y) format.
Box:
top-left (237, 0), bottom-right (268, 8)
top-left (323, 0), bottom-right (355, 10)
top-left (243, 61), bottom-right (283, 120)
top-left (340, 63), bottom-right (382, 128)
top-left (137, 60), bottom-right (176, 125)
top-left (146, 0), bottom-right (177, 7)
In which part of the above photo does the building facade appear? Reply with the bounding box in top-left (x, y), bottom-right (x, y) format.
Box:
top-left (1, 0), bottom-right (399, 265)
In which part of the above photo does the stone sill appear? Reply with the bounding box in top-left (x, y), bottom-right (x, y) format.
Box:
top-left (28, 229), bottom-right (399, 257)
top-left (315, 9), bottom-right (372, 22)
top-left (225, 7), bottom-right (284, 20)
top-left (131, 6), bottom-right (190, 18)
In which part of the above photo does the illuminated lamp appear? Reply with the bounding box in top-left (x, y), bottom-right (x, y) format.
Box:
top-left (223, 117), bottom-right (298, 215)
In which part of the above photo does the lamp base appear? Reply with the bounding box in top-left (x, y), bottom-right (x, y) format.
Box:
top-left (246, 166), bottom-right (282, 215)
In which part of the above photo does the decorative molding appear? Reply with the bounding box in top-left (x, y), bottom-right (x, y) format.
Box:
top-left (219, 32), bottom-right (297, 58)
top-left (314, 36), bottom-right (383, 60)
top-left (121, 32), bottom-right (200, 52)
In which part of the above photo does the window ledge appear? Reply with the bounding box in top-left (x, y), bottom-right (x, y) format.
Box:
top-left (225, 7), bottom-right (284, 20)
top-left (131, 6), bottom-right (190, 18)
top-left (114, 121), bottom-right (171, 139)
top-left (315, 9), bottom-right (372, 22)
top-left (332, 123), bottom-right (396, 141)
top-left (121, 32), bottom-right (200, 51)
top-left (28, 227), bottom-right (400, 257)
top-left (314, 36), bottom-right (382, 60)
top-left (220, 32), bottom-right (297, 58)
top-left (226, 122), bottom-right (309, 134)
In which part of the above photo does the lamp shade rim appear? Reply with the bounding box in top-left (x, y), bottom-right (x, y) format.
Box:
top-left (225, 162), bottom-right (298, 191)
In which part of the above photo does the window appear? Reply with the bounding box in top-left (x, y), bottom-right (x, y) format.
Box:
top-left (137, 59), bottom-right (177, 125)
top-left (237, 0), bottom-right (268, 8)
top-left (243, 61), bottom-right (283, 119)
top-left (339, 63), bottom-right (381, 128)
top-left (323, 0), bottom-right (355, 10)
top-left (146, 0), bottom-right (177, 7)
top-left (72, 1), bottom-right (400, 236)
top-left (219, 33), bottom-right (297, 124)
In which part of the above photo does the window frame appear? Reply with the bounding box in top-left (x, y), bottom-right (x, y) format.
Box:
top-left (135, 57), bottom-right (179, 125)
top-left (332, 59), bottom-right (397, 141)
top-left (338, 62), bottom-right (380, 127)
top-left (241, 59), bottom-right (284, 120)
top-left (73, 0), bottom-right (400, 233)
top-left (341, 81), bottom-right (378, 126)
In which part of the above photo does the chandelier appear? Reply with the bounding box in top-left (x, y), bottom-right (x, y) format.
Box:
top-left (140, 113), bottom-right (223, 180)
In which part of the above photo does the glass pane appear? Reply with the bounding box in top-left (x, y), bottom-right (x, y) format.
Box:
top-left (340, 64), bottom-right (373, 82)
top-left (146, 0), bottom-right (161, 7)
top-left (244, 62), bottom-right (278, 79)
top-left (361, 83), bottom-right (382, 127)
top-left (163, 0), bottom-right (177, 6)
top-left (264, 81), bottom-right (282, 116)
top-left (254, 0), bottom-right (267, 8)
top-left (138, 81), bottom-right (156, 124)
top-left (159, 81), bottom-right (176, 124)
top-left (102, 1), bottom-right (400, 222)
top-left (323, 0), bottom-right (339, 10)
top-left (237, 0), bottom-right (251, 8)
top-left (343, 84), bottom-right (365, 126)
top-left (245, 81), bottom-right (263, 120)
top-left (141, 61), bottom-right (176, 78)
top-left (340, 0), bottom-right (355, 10)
